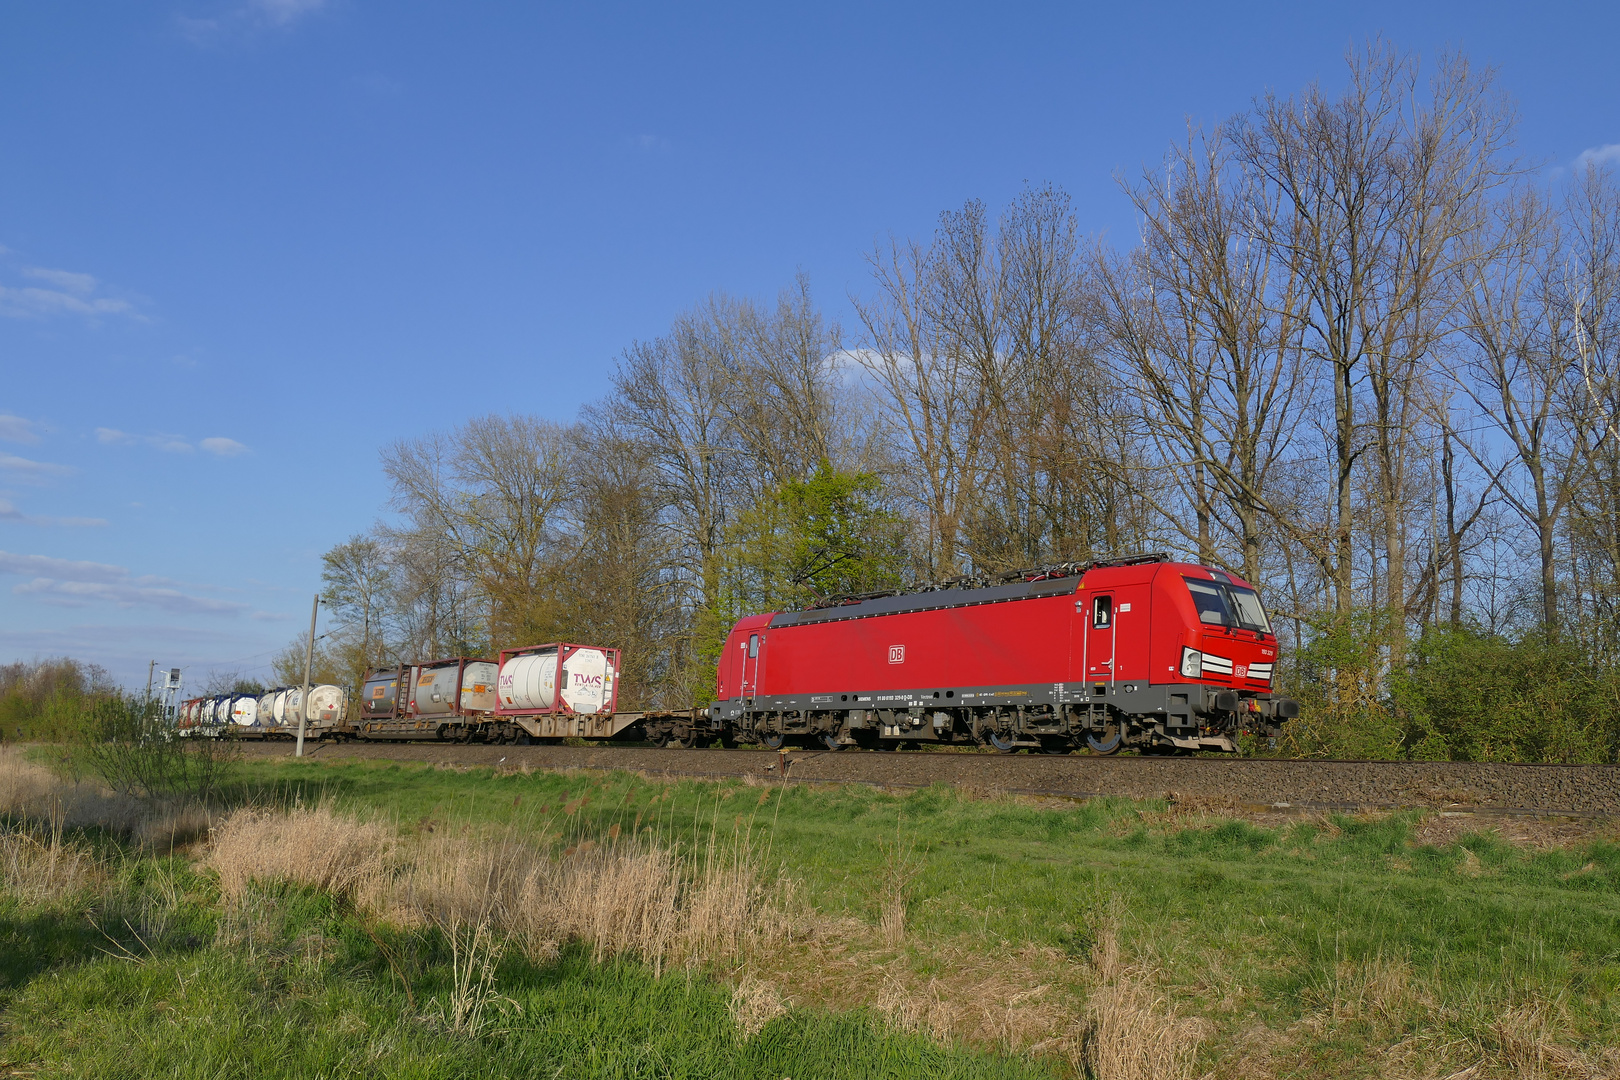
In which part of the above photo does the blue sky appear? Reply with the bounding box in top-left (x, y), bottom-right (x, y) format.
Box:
top-left (2, 1), bottom-right (1616, 690)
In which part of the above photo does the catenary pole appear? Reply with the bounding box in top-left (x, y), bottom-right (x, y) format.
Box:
top-left (296, 593), bottom-right (318, 758)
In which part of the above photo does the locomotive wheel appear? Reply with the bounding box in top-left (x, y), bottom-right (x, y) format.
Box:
top-left (762, 731), bottom-right (787, 751)
top-left (1085, 723), bottom-right (1124, 755)
top-left (986, 729), bottom-right (1020, 753)
top-left (1039, 736), bottom-right (1074, 755)
top-left (819, 732), bottom-right (846, 751)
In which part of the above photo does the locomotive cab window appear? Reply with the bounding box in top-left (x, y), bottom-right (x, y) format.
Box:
top-left (1184, 576), bottom-right (1271, 633)
top-left (1184, 578), bottom-right (1231, 625)
top-left (748, 634), bottom-right (760, 658)
top-left (1227, 586), bottom-right (1271, 632)
top-left (1092, 595), bottom-right (1112, 628)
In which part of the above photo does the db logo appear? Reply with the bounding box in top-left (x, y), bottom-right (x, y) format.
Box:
top-left (888, 645), bottom-right (905, 664)
top-left (1235, 664), bottom-right (1248, 679)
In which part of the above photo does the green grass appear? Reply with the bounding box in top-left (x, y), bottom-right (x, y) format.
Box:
top-left (5, 753), bottom-right (1619, 1078)
top-left (209, 757), bottom-right (1620, 1076)
top-left (0, 869), bottom-right (1047, 1080)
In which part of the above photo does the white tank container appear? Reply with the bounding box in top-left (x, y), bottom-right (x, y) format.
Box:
top-left (231, 695), bottom-right (259, 726)
top-left (499, 652), bottom-right (558, 710)
top-left (560, 649), bottom-right (612, 714)
top-left (271, 689), bottom-right (288, 724)
top-left (498, 649), bottom-right (613, 714)
top-left (305, 684), bottom-right (346, 725)
top-left (257, 690), bottom-right (277, 724)
top-left (282, 687), bottom-right (305, 726)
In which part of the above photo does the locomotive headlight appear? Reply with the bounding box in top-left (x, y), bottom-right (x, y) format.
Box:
top-left (1180, 648), bottom-right (1203, 678)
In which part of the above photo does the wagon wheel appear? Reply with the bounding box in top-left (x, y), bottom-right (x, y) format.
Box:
top-left (1085, 721), bottom-right (1124, 756)
top-left (819, 732), bottom-right (846, 751)
top-left (762, 731), bottom-right (787, 751)
top-left (671, 730), bottom-right (698, 749)
top-left (985, 728), bottom-right (1020, 753)
top-left (650, 729), bottom-right (673, 749)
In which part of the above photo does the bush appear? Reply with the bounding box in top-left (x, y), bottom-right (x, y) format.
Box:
top-left (73, 694), bottom-right (240, 803)
top-left (1392, 626), bottom-right (1620, 763)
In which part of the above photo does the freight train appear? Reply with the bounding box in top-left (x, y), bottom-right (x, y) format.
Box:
top-left (177, 554), bottom-right (1297, 754)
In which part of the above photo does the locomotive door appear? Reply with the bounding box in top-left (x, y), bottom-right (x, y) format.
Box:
top-left (740, 632), bottom-right (764, 701)
top-left (1084, 592), bottom-right (1117, 686)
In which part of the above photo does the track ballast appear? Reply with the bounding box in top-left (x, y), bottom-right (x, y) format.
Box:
top-left (239, 742), bottom-right (1620, 818)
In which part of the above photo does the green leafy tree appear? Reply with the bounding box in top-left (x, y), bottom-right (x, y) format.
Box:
top-left (696, 462), bottom-right (909, 703)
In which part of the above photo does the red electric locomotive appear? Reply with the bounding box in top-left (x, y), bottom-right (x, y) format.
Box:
top-left (706, 553), bottom-right (1298, 753)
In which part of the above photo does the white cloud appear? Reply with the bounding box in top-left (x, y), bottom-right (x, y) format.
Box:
top-left (251, 0), bottom-right (326, 24)
top-left (98, 429), bottom-right (193, 453)
top-left (0, 415), bottom-right (41, 444)
top-left (12, 578), bottom-right (245, 614)
top-left (200, 437), bottom-right (248, 457)
top-left (0, 453), bottom-right (74, 482)
top-left (0, 549), bottom-right (246, 615)
top-left (0, 500), bottom-right (107, 527)
top-left (0, 551), bottom-right (130, 583)
top-left (21, 266), bottom-right (97, 294)
top-left (0, 285), bottom-right (135, 319)
top-left (1575, 144), bottom-right (1620, 171)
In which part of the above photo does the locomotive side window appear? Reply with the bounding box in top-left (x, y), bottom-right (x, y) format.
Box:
top-left (1092, 595), bottom-right (1112, 628)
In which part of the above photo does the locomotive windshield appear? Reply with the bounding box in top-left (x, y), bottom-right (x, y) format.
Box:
top-left (1183, 576), bottom-right (1271, 633)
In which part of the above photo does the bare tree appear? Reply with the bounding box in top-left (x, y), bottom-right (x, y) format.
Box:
top-left (1233, 44), bottom-right (1517, 652)
top-left (381, 415), bottom-right (575, 644)
top-left (1102, 127), bottom-right (1310, 587)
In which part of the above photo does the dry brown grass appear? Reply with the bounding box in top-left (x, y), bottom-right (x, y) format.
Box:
top-left (0, 745), bottom-right (144, 834)
top-left (1486, 1001), bottom-right (1613, 1080)
top-left (1, 744), bottom-right (219, 853)
top-left (205, 802), bottom-right (780, 976)
top-left (1079, 923), bottom-right (1205, 1080)
top-left (729, 976), bottom-right (787, 1038)
top-left (0, 821), bottom-right (102, 900)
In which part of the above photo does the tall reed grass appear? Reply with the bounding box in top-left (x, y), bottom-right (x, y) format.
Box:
top-left (206, 801), bottom-right (779, 976)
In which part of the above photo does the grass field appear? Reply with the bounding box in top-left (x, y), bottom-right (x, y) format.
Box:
top-left (3, 748), bottom-right (1618, 1078)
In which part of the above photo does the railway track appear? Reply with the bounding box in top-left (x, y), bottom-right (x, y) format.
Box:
top-left (239, 742), bottom-right (1620, 819)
